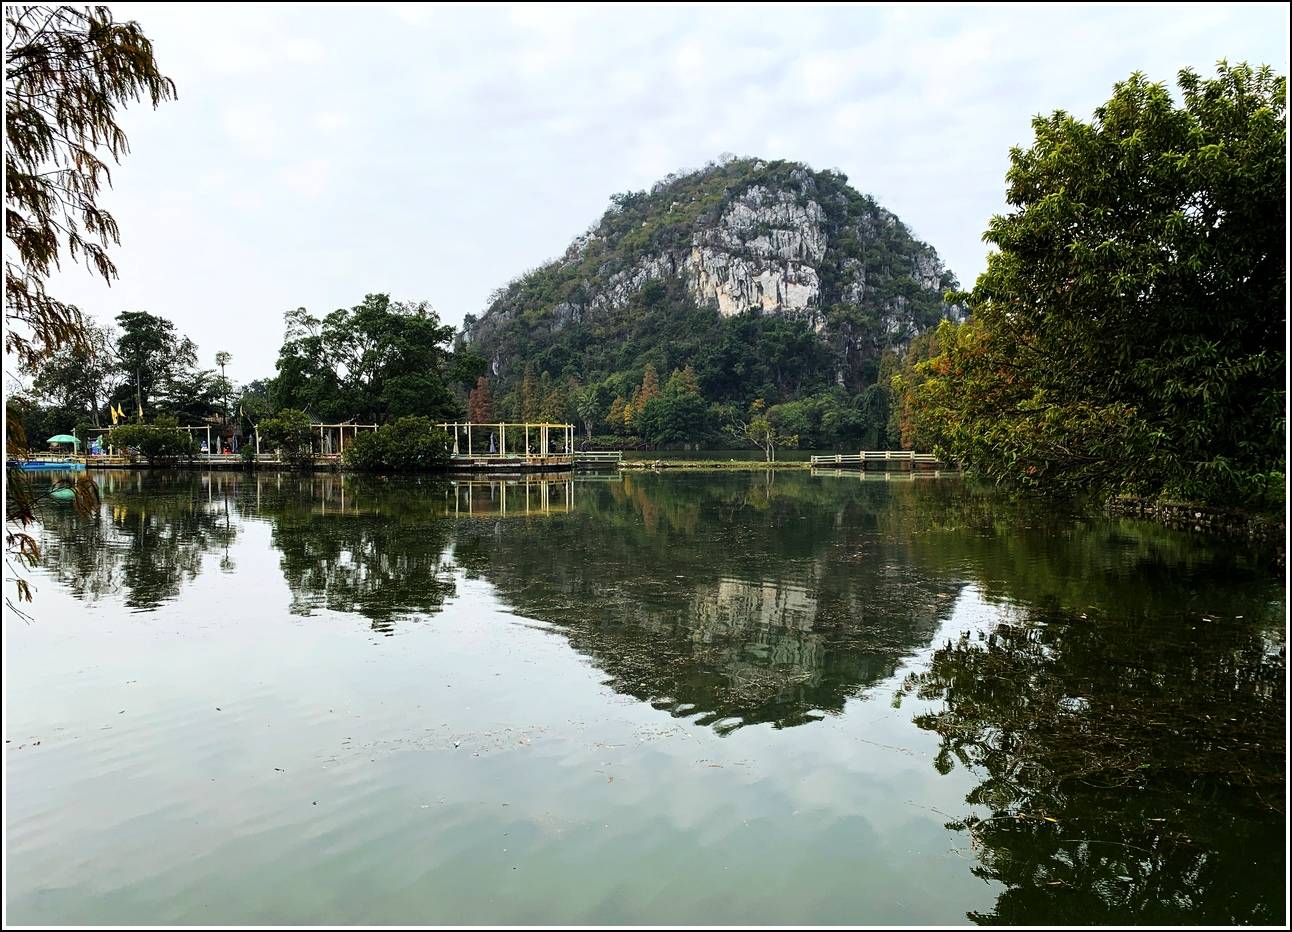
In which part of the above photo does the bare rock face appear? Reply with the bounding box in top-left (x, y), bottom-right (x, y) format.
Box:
top-left (466, 157), bottom-right (959, 384)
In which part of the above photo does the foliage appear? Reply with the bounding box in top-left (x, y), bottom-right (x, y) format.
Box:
top-left (258, 408), bottom-right (314, 468)
top-left (271, 294), bottom-right (466, 424)
top-left (727, 399), bottom-right (799, 462)
top-left (467, 376), bottom-right (494, 422)
top-left (4, 4), bottom-right (172, 611)
top-left (573, 385), bottom-right (601, 441)
top-left (464, 158), bottom-right (958, 446)
top-left (22, 314), bottom-right (119, 427)
top-left (4, 5), bottom-right (175, 370)
top-left (109, 416), bottom-right (195, 464)
top-left (342, 417), bottom-right (451, 472)
top-left (113, 309), bottom-right (221, 421)
top-left (910, 63), bottom-right (1286, 509)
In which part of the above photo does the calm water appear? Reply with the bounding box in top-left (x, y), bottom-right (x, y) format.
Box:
top-left (6, 470), bottom-right (1285, 925)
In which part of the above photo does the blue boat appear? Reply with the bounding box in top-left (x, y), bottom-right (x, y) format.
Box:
top-left (7, 460), bottom-right (86, 472)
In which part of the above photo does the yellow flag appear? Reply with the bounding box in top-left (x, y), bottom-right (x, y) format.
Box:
top-left (137, 401), bottom-right (144, 420)
top-left (110, 404), bottom-right (119, 425)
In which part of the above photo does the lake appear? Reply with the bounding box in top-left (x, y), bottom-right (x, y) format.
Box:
top-left (5, 469), bottom-right (1285, 925)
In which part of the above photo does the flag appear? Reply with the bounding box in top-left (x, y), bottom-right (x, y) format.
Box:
top-left (109, 404), bottom-right (119, 425)
top-left (137, 401), bottom-right (144, 420)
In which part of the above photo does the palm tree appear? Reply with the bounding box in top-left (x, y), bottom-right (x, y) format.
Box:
top-left (215, 351), bottom-right (233, 420)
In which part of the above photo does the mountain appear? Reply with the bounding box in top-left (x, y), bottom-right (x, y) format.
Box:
top-left (462, 157), bottom-right (961, 443)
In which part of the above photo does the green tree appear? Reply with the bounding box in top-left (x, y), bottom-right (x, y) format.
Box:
top-left (114, 310), bottom-right (187, 416)
top-left (573, 385), bottom-right (601, 441)
top-left (109, 416), bottom-right (195, 464)
top-left (214, 350), bottom-right (233, 418)
top-left (728, 399), bottom-right (798, 462)
top-left (271, 296), bottom-right (463, 423)
top-left (913, 63), bottom-right (1285, 508)
top-left (24, 315), bottom-right (118, 427)
top-left (342, 417), bottom-right (451, 472)
top-left (259, 408), bottom-right (314, 468)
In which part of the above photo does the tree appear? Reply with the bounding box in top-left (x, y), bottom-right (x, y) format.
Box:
top-left (4, 5), bottom-right (176, 369)
top-left (912, 63), bottom-right (1286, 508)
top-left (467, 376), bottom-right (494, 423)
top-left (24, 315), bottom-right (118, 426)
top-left (606, 396), bottom-right (626, 435)
top-left (270, 295), bottom-right (464, 423)
top-left (109, 416), bottom-right (195, 464)
top-left (342, 417), bottom-right (451, 472)
top-left (518, 363), bottom-right (539, 422)
top-left (5, 4), bottom-right (173, 612)
top-left (214, 350), bottom-right (233, 418)
top-left (259, 408), bottom-right (314, 468)
top-left (639, 363), bottom-right (661, 405)
top-left (727, 399), bottom-right (798, 462)
top-left (114, 310), bottom-right (181, 415)
top-left (573, 385), bottom-right (601, 440)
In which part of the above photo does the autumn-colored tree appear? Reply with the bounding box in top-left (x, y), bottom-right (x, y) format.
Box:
top-left (639, 364), bottom-right (661, 404)
top-left (518, 364), bottom-right (539, 422)
top-left (606, 396), bottom-right (626, 434)
top-left (468, 376), bottom-right (494, 422)
top-left (5, 4), bottom-right (173, 614)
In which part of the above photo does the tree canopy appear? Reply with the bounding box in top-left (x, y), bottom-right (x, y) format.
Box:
top-left (908, 62), bottom-right (1286, 509)
top-left (270, 294), bottom-right (473, 424)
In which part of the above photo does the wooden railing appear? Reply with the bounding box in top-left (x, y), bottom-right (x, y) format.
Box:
top-left (809, 451), bottom-right (947, 468)
top-left (574, 451), bottom-right (623, 466)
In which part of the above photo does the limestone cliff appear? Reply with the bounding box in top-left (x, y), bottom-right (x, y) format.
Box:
top-left (464, 157), bottom-right (959, 392)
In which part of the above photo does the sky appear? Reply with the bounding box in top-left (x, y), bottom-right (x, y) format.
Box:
top-left (39, 1), bottom-right (1291, 385)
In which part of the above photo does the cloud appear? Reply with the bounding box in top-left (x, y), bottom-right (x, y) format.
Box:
top-left (280, 159), bottom-right (332, 198)
top-left (315, 111), bottom-right (350, 133)
top-left (41, 2), bottom-right (1289, 383)
top-left (221, 106), bottom-right (278, 157)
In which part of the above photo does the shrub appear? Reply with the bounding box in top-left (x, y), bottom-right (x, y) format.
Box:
top-left (342, 417), bottom-right (450, 473)
top-left (109, 417), bottom-right (195, 465)
top-left (259, 409), bottom-right (314, 468)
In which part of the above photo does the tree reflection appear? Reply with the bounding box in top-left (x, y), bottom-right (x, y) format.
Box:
top-left (243, 473), bottom-right (456, 634)
top-left (901, 604), bottom-right (1285, 925)
top-left (39, 471), bottom-right (238, 610)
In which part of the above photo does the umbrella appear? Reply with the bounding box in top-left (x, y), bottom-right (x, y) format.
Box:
top-left (47, 434), bottom-right (82, 450)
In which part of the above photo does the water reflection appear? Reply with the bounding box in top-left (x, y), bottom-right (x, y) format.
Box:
top-left (901, 605), bottom-right (1284, 925)
top-left (240, 473), bottom-right (457, 632)
top-left (39, 471), bottom-right (238, 610)
top-left (452, 473), bottom-right (966, 732)
top-left (29, 469), bottom-right (1286, 923)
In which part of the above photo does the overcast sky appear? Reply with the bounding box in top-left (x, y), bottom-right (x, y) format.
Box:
top-left (43, 1), bottom-right (1290, 385)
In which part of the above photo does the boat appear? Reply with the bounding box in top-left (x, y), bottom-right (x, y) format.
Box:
top-left (7, 460), bottom-right (86, 472)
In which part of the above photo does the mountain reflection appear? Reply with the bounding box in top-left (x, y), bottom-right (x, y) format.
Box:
top-left (452, 472), bottom-right (965, 732)
top-left (31, 469), bottom-right (1284, 921)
